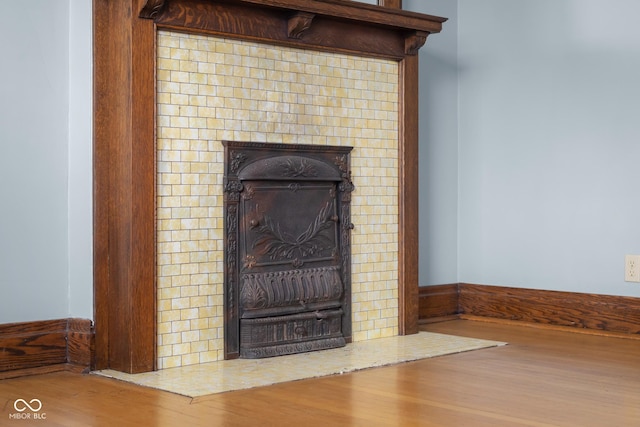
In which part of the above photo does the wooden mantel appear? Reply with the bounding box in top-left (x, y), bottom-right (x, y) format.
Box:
top-left (140, 0), bottom-right (443, 43)
top-left (139, 0), bottom-right (445, 58)
top-left (94, 0), bottom-right (446, 373)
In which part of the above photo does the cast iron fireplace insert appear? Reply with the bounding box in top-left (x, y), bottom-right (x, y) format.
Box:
top-left (222, 141), bottom-right (354, 359)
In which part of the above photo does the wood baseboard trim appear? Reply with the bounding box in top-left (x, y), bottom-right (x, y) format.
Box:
top-left (0, 318), bottom-right (94, 377)
top-left (67, 318), bottom-right (94, 368)
top-left (418, 284), bottom-right (459, 320)
top-left (419, 283), bottom-right (640, 336)
top-left (459, 314), bottom-right (640, 341)
top-left (418, 315), bottom-right (460, 325)
top-left (459, 283), bottom-right (640, 335)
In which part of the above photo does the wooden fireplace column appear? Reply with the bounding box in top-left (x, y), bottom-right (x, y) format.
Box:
top-left (94, 0), bottom-right (446, 373)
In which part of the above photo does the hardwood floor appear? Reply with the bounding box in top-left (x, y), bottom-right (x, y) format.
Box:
top-left (1, 320), bottom-right (639, 426)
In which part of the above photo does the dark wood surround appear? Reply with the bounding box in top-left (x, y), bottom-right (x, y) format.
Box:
top-left (94, 0), bottom-right (157, 374)
top-left (419, 283), bottom-right (640, 336)
top-left (94, 0), bottom-right (445, 372)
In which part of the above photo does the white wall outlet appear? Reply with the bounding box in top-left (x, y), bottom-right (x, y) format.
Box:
top-left (624, 255), bottom-right (640, 282)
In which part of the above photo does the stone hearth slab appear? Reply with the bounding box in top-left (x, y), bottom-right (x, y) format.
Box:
top-left (95, 332), bottom-right (506, 398)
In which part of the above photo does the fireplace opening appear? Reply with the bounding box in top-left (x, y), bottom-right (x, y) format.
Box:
top-left (222, 141), bottom-right (354, 359)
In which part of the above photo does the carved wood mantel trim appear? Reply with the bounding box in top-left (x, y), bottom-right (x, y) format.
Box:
top-left (139, 0), bottom-right (445, 58)
top-left (94, 0), bottom-right (446, 372)
top-left (140, 0), bottom-right (443, 32)
top-left (139, 0), bottom-right (164, 18)
top-left (287, 11), bottom-right (315, 39)
top-left (405, 30), bottom-right (429, 55)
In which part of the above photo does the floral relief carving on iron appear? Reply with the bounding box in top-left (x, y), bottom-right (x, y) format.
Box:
top-left (334, 155), bottom-right (348, 176)
top-left (224, 179), bottom-right (244, 202)
top-left (242, 184), bottom-right (255, 200)
top-left (229, 150), bottom-right (248, 173)
top-left (252, 201), bottom-right (335, 263)
top-left (244, 254), bottom-right (257, 269)
top-left (288, 183), bottom-right (301, 193)
top-left (226, 205), bottom-right (238, 312)
top-left (281, 158), bottom-right (318, 178)
top-left (339, 176), bottom-right (355, 203)
top-left (241, 266), bottom-right (344, 310)
top-left (240, 277), bottom-right (268, 310)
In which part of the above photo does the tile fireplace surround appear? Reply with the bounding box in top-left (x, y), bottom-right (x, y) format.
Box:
top-left (156, 31), bottom-right (400, 369)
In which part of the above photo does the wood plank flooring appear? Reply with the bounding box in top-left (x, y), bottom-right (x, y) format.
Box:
top-left (1, 320), bottom-right (639, 426)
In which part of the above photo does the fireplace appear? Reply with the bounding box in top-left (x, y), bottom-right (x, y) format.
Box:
top-left (223, 141), bottom-right (354, 358)
top-left (94, 0), bottom-right (446, 373)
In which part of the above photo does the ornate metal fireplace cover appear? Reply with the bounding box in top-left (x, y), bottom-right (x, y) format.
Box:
top-left (222, 141), bottom-right (354, 359)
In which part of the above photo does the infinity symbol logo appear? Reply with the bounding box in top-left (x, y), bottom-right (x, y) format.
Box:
top-left (13, 399), bottom-right (43, 412)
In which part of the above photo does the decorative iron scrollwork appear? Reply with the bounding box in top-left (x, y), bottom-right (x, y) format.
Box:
top-left (339, 176), bottom-right (355, 202)
top-left (224, 180), bottom-right (244, 202)
top-left (334, 155), bottom-right (349, 177)
top-left (244, 254), bottom-right (257, 269)
top-left (281, 158), bottom-right (318, 178)
top-left (222, 141), bottom-right (353, 358)
top-left (288, 183), bottom-right (301, 192)
top-left (252, 201), bottom-right (334, 262)
top-left (242, 184), bottom-right (255, 200)
top-left (240, 277), bottom-right (267, 309)
top-left (241, 267), bottom-right (344, 310)
top-left (229, 151), bottom-right (248, 173)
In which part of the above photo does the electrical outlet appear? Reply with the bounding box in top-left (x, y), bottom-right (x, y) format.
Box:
top-left (625, 255), bottom-right (640, 282)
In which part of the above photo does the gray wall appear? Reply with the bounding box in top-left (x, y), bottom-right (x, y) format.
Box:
top-left (405, 0), bottom-right (459, 286)
top-left (68, 0), bottom-right (93, 319)
top-left (0, 0), bottom-right (93, 323)
top-left (455, 0), bottom-right (640, 297)
top-left (411, 1), bottom-right (640, 298)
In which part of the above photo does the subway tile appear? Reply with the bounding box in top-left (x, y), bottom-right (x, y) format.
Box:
top-left (157, 31), bottom-right (400, 368)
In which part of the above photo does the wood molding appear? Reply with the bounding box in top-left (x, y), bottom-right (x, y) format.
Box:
top-left (418, 283), bottom-right (640, 336)
top-left (95, 0), bottom-right (446, 372)
top-left (145, 0), bottom-right (445, 60)
top-left (67, 318), bottom-right (95, 368)
top-left (378, 0), bottom-right (402, 9)
top-left (287, 11), bottom-right (315, 39)
top-left (139, 0), bottom-right (165, 18)
top-left (418, 284), bottom-right (459, 322)
top-left (0, 318), bottom-right (94, 379)
top-left (94, 0), bottom-right (157, 373)
top-left (405, 31), bottom-right (429, 55)
top-left (142, 0), bottom-right (444, 33)
top-left (397, 54), bottom-right (420, 335)
top-left (459, 283), bottom-right (640, 335)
